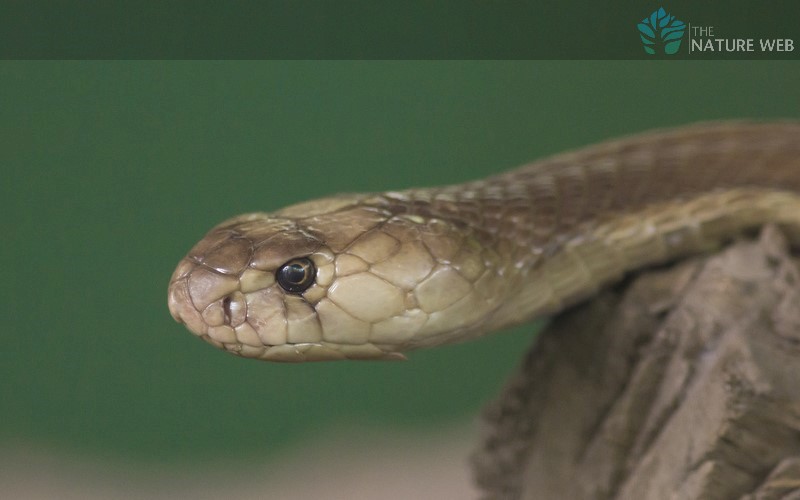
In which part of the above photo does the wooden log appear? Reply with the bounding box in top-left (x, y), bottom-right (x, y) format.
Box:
top-left (472, 226), bottom-right (800, 500)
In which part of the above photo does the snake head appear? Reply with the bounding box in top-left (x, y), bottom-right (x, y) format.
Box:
top-left (169, 195), bottom-right (501, 362)
top-left (168, 209), bottom-right (398, 362)
top-left (168, 193), bottom-right (488, 362)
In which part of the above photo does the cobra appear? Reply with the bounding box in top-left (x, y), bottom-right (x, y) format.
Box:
top-left (167, 121), bottom-right (800, 362)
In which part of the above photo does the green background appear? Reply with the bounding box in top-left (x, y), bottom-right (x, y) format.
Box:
top-left (1, 1), bottom-right (798, 59)
top-left (2, 62), bottom-right (798, 466)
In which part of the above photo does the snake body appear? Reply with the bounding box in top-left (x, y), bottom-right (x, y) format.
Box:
top-left (168, 121), bottom-right (800, 362)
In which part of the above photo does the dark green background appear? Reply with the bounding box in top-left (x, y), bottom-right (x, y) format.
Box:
top-left (2, 62), bottom-right (798, 465)
top-left (1, 1), bottom-right (798, 59)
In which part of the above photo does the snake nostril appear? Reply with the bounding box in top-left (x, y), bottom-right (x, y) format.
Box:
top-left (222, 296), bottom-right (232, 325)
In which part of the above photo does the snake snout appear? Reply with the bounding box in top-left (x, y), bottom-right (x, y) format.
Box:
top-left (167, 257), bottom-right (244, 338)
top-left (167, 275), bottom-right (204, 334)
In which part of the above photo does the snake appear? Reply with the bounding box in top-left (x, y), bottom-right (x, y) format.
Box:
top-left (168, 121), bottom-right (800, 362)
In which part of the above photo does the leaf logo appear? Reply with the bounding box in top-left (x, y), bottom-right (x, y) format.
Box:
top-left (637, 7), bottom-right (686, 55)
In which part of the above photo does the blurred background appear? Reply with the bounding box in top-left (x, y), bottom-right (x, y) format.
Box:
top-left (2, 61), bottom-right (798, 498)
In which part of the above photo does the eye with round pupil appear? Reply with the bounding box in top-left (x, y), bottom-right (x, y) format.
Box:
top-left (276, 258), bottom-right (316, 293)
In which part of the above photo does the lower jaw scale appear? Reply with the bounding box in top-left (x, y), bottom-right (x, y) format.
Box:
top-left (201, 338), bottom-right (407, 362)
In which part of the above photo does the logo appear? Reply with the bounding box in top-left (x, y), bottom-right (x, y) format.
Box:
top-left (637, 7), bottom-right (686, 55)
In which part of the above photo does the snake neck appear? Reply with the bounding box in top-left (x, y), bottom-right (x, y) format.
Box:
top-left (377, 122), bottom-right (800, 347)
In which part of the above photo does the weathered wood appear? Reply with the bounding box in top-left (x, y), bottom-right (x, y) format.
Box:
top-left (472, 226), bottom-right (800, 500)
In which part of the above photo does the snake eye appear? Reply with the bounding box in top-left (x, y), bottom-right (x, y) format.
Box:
top-left (276, 257), bottom-right (316, 294)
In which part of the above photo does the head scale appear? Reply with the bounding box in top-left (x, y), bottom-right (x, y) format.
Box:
top-left (168, 194), bottom-right (499, 362)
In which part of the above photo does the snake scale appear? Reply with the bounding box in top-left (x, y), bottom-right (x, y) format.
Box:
top-left (168, 121), bottom-right (800, 362)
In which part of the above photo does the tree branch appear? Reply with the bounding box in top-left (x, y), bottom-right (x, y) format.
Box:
top-left (472, 226), bottom-right (800, 500)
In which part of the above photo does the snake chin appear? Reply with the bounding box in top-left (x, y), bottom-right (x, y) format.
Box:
top-left (229, 342), bottom-right (408, 362)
